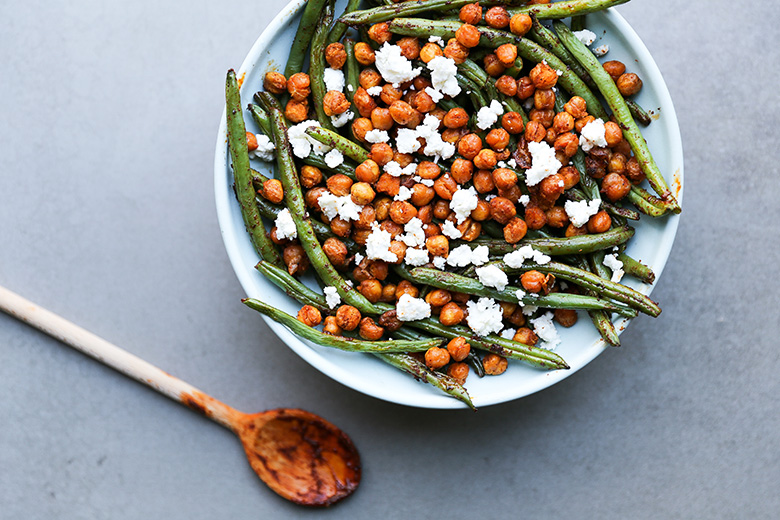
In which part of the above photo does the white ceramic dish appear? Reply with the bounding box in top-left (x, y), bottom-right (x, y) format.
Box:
top-left (214, 0), bottom-right (684, 409)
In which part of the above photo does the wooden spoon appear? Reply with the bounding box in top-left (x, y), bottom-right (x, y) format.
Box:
top-left (0, 285), bottom-right (361, 506)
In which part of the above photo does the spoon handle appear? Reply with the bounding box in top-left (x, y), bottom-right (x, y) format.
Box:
top-left (0, 285), bottom-right (239, 430)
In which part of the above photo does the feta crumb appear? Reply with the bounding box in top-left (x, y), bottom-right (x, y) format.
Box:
top-left (476, 265), bottom-right (509, 292)
top-left (432, 255), bottom-right (447, 269)
top-left (427, 56), bottom-right (461, 100)
top-left (507, 158), bottom-right (517, 168)
top-left (323, 286), bottom-right (341, 309)
top-left (564, 198), bottom-right (601, 227)
top-left (579, 118), bottom-right (608, 152)
top-left (485, 194), bottom-right (497, 202)
top-left (500, 328), bottom-right (516, 340)
top-left (521, 304), bottom-right (538, 316)
top-left (447, 244), bottom-right (473, 267)
top-left (531, 312), bottom-right (561, 350)
top-left (428, 35), bottom-right (444, 46)
top-left (274, 208), bottom-right (297, 240)
top-left (354, 252), bottom-right (364, 265)
top-left (374, 43), bottom-right (422, 85)
top-left (366, 85), bottom-right (383, 96)
top-left (330, 110), bottom-right (354, 128)
top-left (573, 29), bottom-right (597, 47)
top-left (449, 186), bottom-right (479, 224)
top-left (323, 67), bottom-right (345, 92)
top-left (347, 84), bottom-right (354, 92)
top-left (471, 245), bottom-right (490, 266)
top-left (396, 293), bottom-right (431, 321)
top-left (518, 194), bottom-right (531, 207)
top-left (395, 128), bottom-right (422, 154)
top-left (415, 114), bottom-right (456, 161)
top-left (364, 129), bottom-right (390, 144)
top-left (394, 185), bottom-right (413, 201)
top-left (503, 245), bottom-right (551, 267)
top-left (365, 223), bottom-right (398, 262)
top-left (441, 220), bottom-right (462, 239)
top-left (288, 120), bottom-right (330, 158)
top-left (400, 217), bottom-right (426, 248)
top-left (515, 288), bottom-right (526, 301)
top-left (593, 44), bottom-right (609, 57)
top-left (424, 86), bottom-right (444, 103)
top-left (523, 98), bottom-right (534, 111)
top-left (526, 140), bottom-right (562, 186)
top-left (476, 100), bottom-right (504, 130)
top-left (465, 297), bottom-right (505, 337)
top-left (317, 192), bottom-right (363, 222)
top-left (603, 253), bottom-right (625, 282)
top-left (404, 247), bottom-right (430, 267)
top-left (324, 149), bottom-right (344, 169)
top-left (249, 134), bottom-right (276, 161)
top-left (413, 175), bottom-right (434, 187)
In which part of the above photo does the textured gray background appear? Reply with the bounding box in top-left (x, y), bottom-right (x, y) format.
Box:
top-left (1, 1), bottom-right (778, 518)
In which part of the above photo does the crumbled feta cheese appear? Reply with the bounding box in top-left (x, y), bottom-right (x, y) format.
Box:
top-left (465, 297), bottom-right (505, 337)
top-left (364, 129), bottom-right (390, 144)
top-left (428, 35), bottom-right (444, 46)
top-left (427, 56), bottom-right (461, 100)
top-left (593, 44), bottom-right (609, 57)
top-left (503, 245), bottom-right (551, 267)
top-left (521, 304), bottom-right (538, 316)
top-left (424, 86), bottom-right (444, 103)
top-left (515, 288), bottom-right (526, 301)
top-left (324, 149), bottom-right (344, 169)
top-left (518, 194), bottom-right (531, 207)
top-left (432, 255), bottom-right (447, 269)
top-left (354, 252), bottom-right (364, 265)
top-left (603, 253), bottom-right (625, 283)
top-left (249, 134), bottom-right (276, 161)
top-left (318, 192), bottom-right (363, 222)
top-left (500, 328), bottom-right (517, 340)
top-left (323, 286), bottom-right (341, 309)
top-left (400, 217), bottom-right (426, 248)
top-left (531, 312), bottom-right (561, 350)
top-left (526, 140), bottom-right (562, 186)
top-left (395, 128), bottom-right (422, 154)
top-left (365, 223), bottom-right (398, 262)
top-left (485, 194), bottom-right (497, 202)
top-left (288, 120), bottom-right (331, 158)
top-left (471, 246), bottom-right (490, 266)
top-left (366, 85), bottom-right (383, 96)
top-left (394, 186), bottom-right (413, 201)
top-left (523, 98), bottom-right (534, 111)
top-left (396, 293), bottom-right (431, 321)
top-left (347, 84), bottom-right (354, 92)
top-left (449, 186), bottom-right (479, 224)
top-left (579, 118), bottom-right (608, 152)
top-left (556, 69), bottom-right (563, 76)
top-left (414, 175), bottom-right (434, 187)
top-left (415, 114), bottom-right (456, 161)
top-left (330, 110), bottom-right (354, 128)
top-left (323, 67), bottom-right (345, 92)
top-left (274, 208), bottom-right (297, 240)
top-left (441, 220), bottom-right (462, 239)
top-left (447, 245), bottom-right (473, 267)
top-left (476, 100), bottom-right (504, 130)
top-left (476, 265), bottom-right (509, 292)
top-left (507, 158), bottom-right (517, 168)
top-left (404, 247), bottom-right (430, 267)
top-left (573, 29), bottom-right (597, 47)
top-left (374, 43), bottom-right (422, 85)
top-left (564, 199), bottom-right (601, 227)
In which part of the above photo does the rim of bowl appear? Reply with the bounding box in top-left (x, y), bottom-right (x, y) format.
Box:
top-left (214, 1), bottom-right (684, 410)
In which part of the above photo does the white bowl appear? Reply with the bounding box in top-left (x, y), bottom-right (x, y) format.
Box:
top-left (214, 0), bottom-right (684, 409)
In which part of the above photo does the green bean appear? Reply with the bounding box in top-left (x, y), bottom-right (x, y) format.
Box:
top-left (627, 185), bottom-right (668, 217)
top-left (388, 19), bottom-right (609, 121)
top-left (344, 39), bottom-right (360, 107)
top-left (572, 148), bottom-right (601, 201)
top-left (508, 0), bottom-right (629, 19)
top-left (617, 254), bottom-right (656, 284)
top-left (466, 351), bottom-right (486, 378)
top-left (495, 260), bottom-right (661, 317)
top-left (328, 0), bottom-right (362, 45)
top-left (469, 226), bottom-right (635, 256)
top-left (529, 16), bottom-right (595, 89)
top-left (554, 21), bottom-right (681, 213)
top-left (374, 352), bottom-right (475, 409)
top-left (458, 59), bottom-right (527, 119)
top-left (309, 0), bottom-right (337, 131)
top-left (625, 98), bottom-right (652, 126)
top-left (247, 103), bottom-right (272, 136)
top-left (298, 153), bottom-right (357, 179)
top-left (574, 258), bottom-right (620, 347)
top-left (254, 261), bottom-right (330, 312)
top-left (305, 126), bottom-right (370, 163)
top-left (399, 267), bottom-right (637, 318)
top-left (285, 0), bottom-right (329, 77)
top-left (339, 0), bottom-right (474, 26)
top-left (257, 92), bottom-right (377, 314)
top-left (571, 14), bottom-right (586, 32)
top-left (225, 70), bottom-right (284, 268)
top-left (243, 299), bottom-right (441, 353)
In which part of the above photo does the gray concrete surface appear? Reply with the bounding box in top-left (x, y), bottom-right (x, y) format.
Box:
top-left (1, 1), bottom-right (778, 518)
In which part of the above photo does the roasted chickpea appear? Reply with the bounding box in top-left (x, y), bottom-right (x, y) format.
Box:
top-left (516, 76), bottom-right (536, 100)
top-left (389, 200), bottom-right (417, 224)
top-left (472, 149), bottom-right (497, 170)
top-left (329, 217), bottom-right (352, 238)
top-left (565, 223), bottom-right (588, 237)
top-left (409, 183), bottom-right (435, 207)
top-left (585, 155), bottom-right (607, 180)
top-left (322, 316), bottom-right (342, 336)
top-left (415, 161), bottom-right (441, 180)
top-left (439, 302), bottom-right (465, 326)
top-left (545, 206), bottom-right (569, 228)
top-left (552, 111), bottom-right (575, 135)
top-left (447, 362), bottom-right (469, 383)
top-left (353, 87), bottom-right (378, 118)
top-left (483, 53), bottom-right (506, 77)
top-left (443, 107), bottom-right (469, 129)
top-left (354, 42), bottom-right (376, 65)
top-left (529, 62), bottom-right (558, 89)
top-left (503, 217), bottom-right (527, 244)
top-left (323, 90), bottom-right (350, 116)
top-left (336, 305), bottom-right (362, 331)
top-left (376, 173), bottom-right (400, 197)
top-left (530, 108), bottom-right (555, 128)
top-left (489, 197), bottom-right (517, 225)
top-left (554, 132), bottom-right (580, 159)
top-left (425, 346), bottom-right (451, 369)
top-left (424, 222), bottom-right (441, 238)
top-left (509, 13), bottom-right (533, 36)
top-left (355, 159), bottom-right (381, 183)
top-left (444, 38), bottom-right (470, 64)
top-left (448, 159), bottom-right (472, 185)
top-left (380, 284), bottom-right (397, 303)
top-left (378, 309), bottom-right (403, 333)
top-left (359, 317), bottom-right (384, 340)
top-left (433, 200), bottom-right (451, 220)
top-left (603, 121), bottom-right (623, 148)
top-left (446, 337), bottom-right (471, 362)
top-left (433, 174), bottom-right (458, 200)
top-left (458, 133), bottom-right (483, 160)
top-left (564, 96), bottom-right (588, 119)
top-left (296, 305), bottom-right (321, 327)
top-left (379, 220), bottom-right (403, 239)
top-left (389, 100), bottom-right (418, 126)
top-left (299, 165), bottom-right (323, 188)
top-left (322, 237), bottom-right (348, 268)
top-left (395, 279), bottom-right (419, 300)
top-left (625, 157), bottom-right (645, 184)
top-left (456, 23), bottom-right (482, 48)
top-left (520, 270), bottom-right (549, 294)
top-left (349, 182), bottom-right (375, 206)
top-left (485, 6), bottom-right (510, 28)
top-left (587, 210), bottom-right (612, 234)
top-left (602, 60), bottom-right (626, 81)
top-left (555, 166), bottom-right (578, 191)
top-left (417, 204), bottom-right (434, 224)
top-left (601, 172), bottom-right (631, 201)
top-left (396, 36), bottom-right (421, 60)
top-left (306, 186), bottom-right (327, 210)
top-left (351, 117), bottom-right (373, 142)
top-left (617, 72), bottom-right (643, 96)
top-left (482, 353), bottom-right (508, 375)
top-left (473, 169), bottom-right (495, 193)
top-left (419, 42), bottom-right (444, 63)
top-left (287, 72), bottom-right (311, 101)
top-left (484, 128), bottom-right (510, 151)
top-left (285, 98), bottom-right (309, 123)
top-left (426, 289), bottom-right (452, 308)
top-left (358, 279), bottom-right (383, 303)
top-left (490, 169), bottom-right (516, 192)
top-left (325, 42), bottom-right (347, 69)
top-left (263, 71), bottom-right (287, 94)
top-left (368, 260), bottom-right (389, 281)
top-left (283, 244), bottom-right (309, 276)
top-left (260, 179), bottom-right (284, 204)
top-left (387, 241), bottom-right (406, 265)
top-left (507, 308), bottom-right (526, 327)
top-left (539, 174), bottom-right (565, 203)
top-left (554, 308), bottom-right (578, 328)
top-left (502, 112), bottom-right (525, 134)
top-left (369, 142), bottom-right (394, 167)
top-left (458, 218), bottom-right (482, 241)
top-left (608, 152), bottom-right (627, 175)
top-left (495, 43), bottom-right (518, 66)
top-left (513, 327), bottom-right (538, 346)
top-left (495, 75), bottom-right (518, 97)
top-left (426, 235), bottom-right (450, 257)
top-left (471, 199), bottom-right (491, 221)
top-left (459, 2), bottom-right (482, 24)
top-left (326, 174), bottom-right (353, 197)
top-left (368, 22), bottom-right (392, 44)
top-left (358, 69), bottom-right (381, 91)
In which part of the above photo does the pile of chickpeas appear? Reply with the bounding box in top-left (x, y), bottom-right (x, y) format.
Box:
top-left (248, 1), bottom-right (647, 384)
